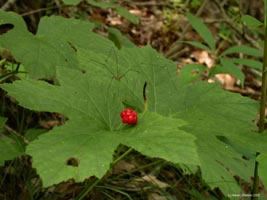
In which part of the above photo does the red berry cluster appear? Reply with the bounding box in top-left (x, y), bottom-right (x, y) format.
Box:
top-left (120, 108), bottom-right (138, 124)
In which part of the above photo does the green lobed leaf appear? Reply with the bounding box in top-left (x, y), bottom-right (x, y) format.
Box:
top-left (38, 16), bottom-right (116, 72)
top-left (112, 47), bottom-right (262, 194)
top-left (0, 11), bottom-right (79, 79)
top-left (1, 15), bottom-right (265, 195)
top-left (241, 15), bottom-right (263, 27)
top-left (78, 43), bottom-right (262, 194)
top-left (37, 16), bottom-right (95, 38)
top-left (123, 112), bottom-right (198, 165)
top-left (186, 12), bottom-right (215, 52)
top-left (166, 83), bottom-right (260, 194)
top-left (1, 67), bottom-right (199, 187)
top-left (221, 45), bottom-right (263, 57)
top-left (100, 45), bottom-right (180, 115)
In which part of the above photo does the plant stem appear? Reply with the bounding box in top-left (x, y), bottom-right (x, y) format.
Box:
top-left (259, 25), bottom-right (267, 132)
top-left (252, 2), bottom-right (267, 200)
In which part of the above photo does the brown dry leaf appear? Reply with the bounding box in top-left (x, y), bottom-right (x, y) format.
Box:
top-left (181, 57), bottom-right (195, 64)
top-left (119, 175), bottom-right (169, 192)
top-left (89, 12), bottom-right (106, 24)
top-left (55, 180), bottom-right (75, 194)
top-left (191, 50), bottom-right (214, 68)
top-left (39, 120), bottom-right (61, 129)
top-left (214, 74), bottom-right (237, 90)
top-left (108, 16), bottom-right (122, 25)
top-left (129, 8), bottom-right (142, 16)
top-left (135, 175), bottom-right (169, 189)
top-left (112, 160), bottom-right (136, 174)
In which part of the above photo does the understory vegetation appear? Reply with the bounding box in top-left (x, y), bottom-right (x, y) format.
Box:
top-left (0, 0), bottom-right (266, 199)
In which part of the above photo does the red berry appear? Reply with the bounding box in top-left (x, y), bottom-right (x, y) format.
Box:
top-left (120, 108), bottom-right (138, 125)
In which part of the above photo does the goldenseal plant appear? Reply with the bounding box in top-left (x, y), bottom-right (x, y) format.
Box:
top-left (0, 10), bottom-right (266, 197)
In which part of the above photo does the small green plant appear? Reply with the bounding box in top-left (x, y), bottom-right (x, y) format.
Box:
top-left (63, 0), bottom-right (139, 24)
top-left (185, 12), bottom-right (263, 86)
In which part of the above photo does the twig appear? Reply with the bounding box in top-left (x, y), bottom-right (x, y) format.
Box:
top-left (130, 1), bottom-right (171, 6)
top-left (259, 0), bottom-right (267, 133)
top-left (165, 0), bottom-right (209, 59)
top-left (20, 6), bottom-right (59, 16)
top-left (1, 0), bottom-right (17, 11)
top-left (203, 18), bottom-right (229, 24)
top-left (4, 124), bottom-right (29, 144)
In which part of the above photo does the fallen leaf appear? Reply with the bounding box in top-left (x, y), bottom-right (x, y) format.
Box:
top-left (136, 175), bottom-right (169, 189)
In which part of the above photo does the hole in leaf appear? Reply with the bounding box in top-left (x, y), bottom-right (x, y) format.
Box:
top-left (0, 24), bottom-right (14, 35)
top-left (66, 157), bottom-right (79, 167)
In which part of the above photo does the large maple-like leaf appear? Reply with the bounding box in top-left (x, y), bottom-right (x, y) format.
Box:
top-left (78, 44), bottom-right (266, 194)
top-left (1, 67), bottom-right (199, 187)
top-left (126, 52), bottom-right (266, 194)
top-left (172, 83), bottom-right (263, 194)
top-left (127, 48), bottom-right (267, 194)
top-left (1, 14), bottom-right (266, 196)
top-left (0, 11), bottom-right (124, 79)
